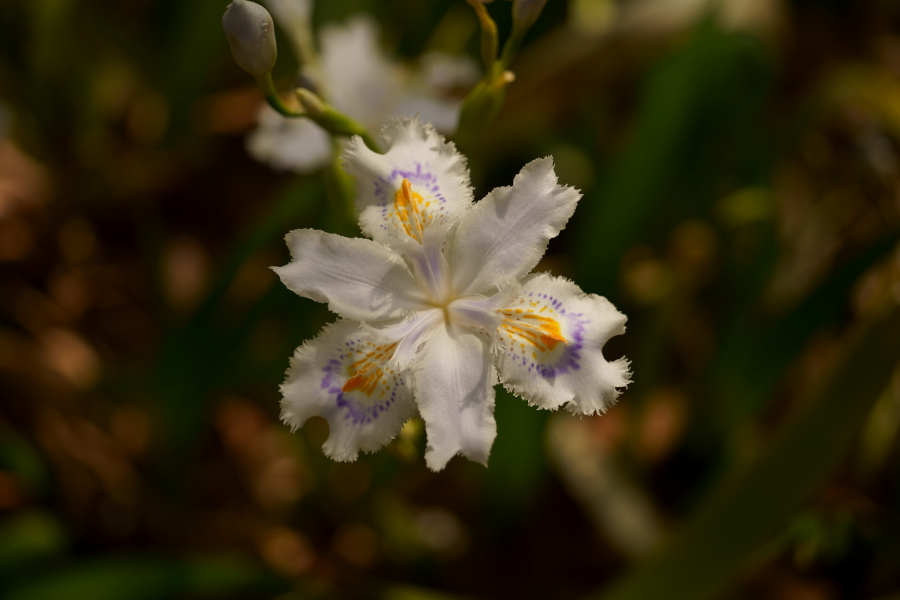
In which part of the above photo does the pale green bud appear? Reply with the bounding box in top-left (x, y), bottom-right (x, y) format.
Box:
top-left (295, 88), bottom-right (326, 119)
top-left (222, 0), bottom-right (277, 79)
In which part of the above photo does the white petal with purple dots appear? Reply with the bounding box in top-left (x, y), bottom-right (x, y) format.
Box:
top-left (281, 319), bottom-right (417, 462)
top-left (342, 117), bottom-right (473, 251)
top-left (494, 273), bottom-right (631, 415)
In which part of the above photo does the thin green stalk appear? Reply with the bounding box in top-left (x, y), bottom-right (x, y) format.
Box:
top-left (257, 72), bottom-right (305, 117)
top-left (465, 0), bottom-right (499, 69)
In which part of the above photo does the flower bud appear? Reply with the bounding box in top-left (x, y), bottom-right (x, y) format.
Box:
top-left (512, 0), bottom-right (548, 35)
top-left (295, 88), bottom-right (326, 119)
top-left (222, 0), bottom-right (277, 79)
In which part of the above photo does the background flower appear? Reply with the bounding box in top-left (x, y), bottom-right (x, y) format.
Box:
top-left (247, 15), bottom-right (478, 173)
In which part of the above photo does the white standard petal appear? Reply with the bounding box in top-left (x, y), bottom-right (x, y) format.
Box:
top-left (450, 157), bottom-right (580, 296)
top-left (413, 322), bottom-right (498, 471)
top-left (342, 116), bottom-right (473, 249)
top-left (246, 105), bottom-right (331, 173)
top-left (272, 229), bottom-right (430, 322)
top-left (281, 319), bottom-right (416, 462)
top-left (494, 273), bottom-right (631, 415)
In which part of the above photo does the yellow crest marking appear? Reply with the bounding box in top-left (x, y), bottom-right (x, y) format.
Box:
top-left (499, 309), bottom-right (567, 353)
top-left (393, 179), bottom-right (426, 242)
top-left (342, 342), bottom-right (398, 397)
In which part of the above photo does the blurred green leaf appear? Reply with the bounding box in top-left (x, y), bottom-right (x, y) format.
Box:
top-left (4, 554), bottom-right (285, 600)
top-left (0, 511), bottom-right (67, 575)
top-left (0, 430), bottom-right (49, 497)
top-left (383, 584), bottom-right (481, 600)
top-left (160, 0), bottom-right (237, 140)
top-left (486, 388), bottom-right (548, 520)
top-left (709, 236), bottom-right (897, 426)
top-left (573, 22), bottom-right (772, 294)
top-left (152, 177), bottom-right (321, 462)
top-left (589, 304), bottom-right (900, 600)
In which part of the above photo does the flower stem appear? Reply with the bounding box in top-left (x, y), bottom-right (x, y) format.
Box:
top-left (295, 89), bottom-right (380, 153)
top-left (257, 72), bottom-right (304, 117)
top-left (256, 75), bottom-right (381, 153)
top-left (465, 0), bottom-right (499, 69)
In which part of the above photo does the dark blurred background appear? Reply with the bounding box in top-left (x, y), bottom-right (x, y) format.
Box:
top-left (2, 0), bottom-right (900, 599)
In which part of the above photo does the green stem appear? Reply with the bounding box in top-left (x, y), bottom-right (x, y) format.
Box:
top-left (499, 34), bottom-right (522, 69)
top-left (257, 72), bottom-right (304, 117)
top-left (256, 77), bottom-right (381, 153)
top-left (466, 0), bottom-right (499, 69)
top-left (296, 89), bottom-right (380, 152)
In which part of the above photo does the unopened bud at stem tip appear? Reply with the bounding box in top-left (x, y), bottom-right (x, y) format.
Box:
top-left (222, 0), bottom-right (277, 79)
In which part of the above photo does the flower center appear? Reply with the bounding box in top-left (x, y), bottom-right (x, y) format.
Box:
top-left (393, 178), bottom-right (455, 308)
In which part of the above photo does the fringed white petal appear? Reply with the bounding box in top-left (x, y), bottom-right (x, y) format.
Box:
top-left (341, 116), bottom-right (473, 250)
top-left (281, 320), bottom-right (416, 462)
top-left (413, 322), bottom-right (498, 471)
top-left (450, 157), bottom-right (580, 296)
top-left (272, 229), bottom-right (430, 322)
top-left (493, 273), bottom-right (631, 415)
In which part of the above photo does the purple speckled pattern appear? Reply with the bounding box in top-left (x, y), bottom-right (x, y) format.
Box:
top-left (501, 291), bottom-right (589, 379)
top-left (319, 337), bottom-right (403, 426)
top-left (371, 162), bottom-right (448, 232)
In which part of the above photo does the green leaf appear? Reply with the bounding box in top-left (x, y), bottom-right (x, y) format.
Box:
top-left (486, 387), bottom-right (549, 521)
top-left (573, 22), bottom-right (772, 294)
top-left (152, 177), bottom-right (320, 463)
top-left (0, 512), bottom-right (67, 575)
top-left (709, 236), bottom-right (897, 426)
top-left (589, 305), bottom-right (900, 600)
top-left (4, 554), bottom-right (285, 600)
top-left (383, 584), bottom-right (482, 600)
top-left (0, 430), bottom-right (50, 498)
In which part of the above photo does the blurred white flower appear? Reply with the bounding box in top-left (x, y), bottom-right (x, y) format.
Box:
top-left (274, 117), bottom-right (630, 470)
top-left (420, 52), bottom-right (481, 94)
top-left (260, 0), bottom-right (315, 78)
top-left (261, 0), bottom-right (311, 38)
top-left (247, 16), bottom-right (477, 173)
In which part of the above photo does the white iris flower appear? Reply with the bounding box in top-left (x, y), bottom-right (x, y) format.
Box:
top-left (247, 13), bottom-right (475, 173)
top-left (274, 118), bottom-right (631, 471)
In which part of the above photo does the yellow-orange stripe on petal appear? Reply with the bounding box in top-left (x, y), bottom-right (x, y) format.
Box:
top-left (499, 309), bottom-right (567, 353)
top-left (393, 179), bottom-right (426, 242)
top-left (341, 342), bottom-right (398, 397)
